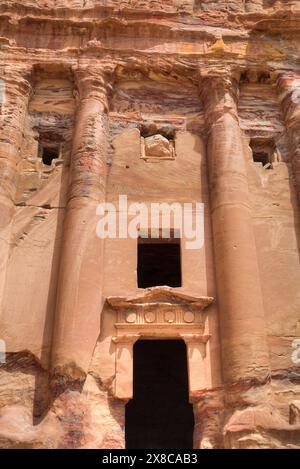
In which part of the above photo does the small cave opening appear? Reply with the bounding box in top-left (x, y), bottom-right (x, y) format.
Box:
top-left (125, 340), bottom-right (194, 449)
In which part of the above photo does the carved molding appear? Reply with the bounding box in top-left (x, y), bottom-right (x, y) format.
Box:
top-left (107, 286), bottom-right (213, 337)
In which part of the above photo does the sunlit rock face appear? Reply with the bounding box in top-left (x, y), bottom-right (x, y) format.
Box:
top-left (0, 0), bottom-right (300, 449)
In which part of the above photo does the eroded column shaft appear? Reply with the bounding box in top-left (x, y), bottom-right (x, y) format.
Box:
top-left (51, 66), bottom-right (112, 377)
top-left (201, 73), bottom-right (270, 384)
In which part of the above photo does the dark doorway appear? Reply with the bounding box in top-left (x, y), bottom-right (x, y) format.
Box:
top-left (137, 238), bottom-right (181, 288)
top-left (125, 340), bottom-right (194, 449)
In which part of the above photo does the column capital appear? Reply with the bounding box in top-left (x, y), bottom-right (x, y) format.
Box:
top-left (276, 70), bottom-right (300, 86)
top-left (276, 71), bottom-right (300, 129)
top-left (198, 67), bottom-right (241, 127)
top-left (199, 66), bottom-right (240, 89)
top-left (72, 63), bottom-right (116, 111)
top-left (180, 333), bottom-right (210, 345)
top-left (276, 71), bottom-right (300, 100)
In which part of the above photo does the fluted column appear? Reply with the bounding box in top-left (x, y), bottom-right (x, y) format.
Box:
top-left (0, 66), bottom-right (32, 312)
top-left (51, 65), bottom-right (114, 378)
top-left (277, 72), bottom-right (300, 207)
top-left (200, 71), bottom-right (270, 384)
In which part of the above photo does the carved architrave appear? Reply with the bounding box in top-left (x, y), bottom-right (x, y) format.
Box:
top-left (107, 286), bottom-right (214, 399)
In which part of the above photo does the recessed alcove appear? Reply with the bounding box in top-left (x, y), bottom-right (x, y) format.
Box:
top-left (239, 70), bottom-right (273, 85)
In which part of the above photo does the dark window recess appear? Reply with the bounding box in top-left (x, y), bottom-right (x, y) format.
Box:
top-left (41, 146), bottom-right (59, 166)
top-left (126, 340), bottom-right (194, 449)
top-left (252, 151), bottom-right (270, 166)
top-left (137, 239), bottom-right (181, 288)
top-left (250, 138), bottom-right (277, 169)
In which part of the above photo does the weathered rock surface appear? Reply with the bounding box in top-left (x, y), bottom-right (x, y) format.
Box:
top-left (0, 0), bottom-right (300, 449)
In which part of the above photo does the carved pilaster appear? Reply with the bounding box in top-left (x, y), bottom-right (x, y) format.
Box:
top-left (181, 333), bottom-right (210, 393)
top-left (199, 68), bottom-right (270, 384)
top-left (112, 334), bottom-right (140, 400)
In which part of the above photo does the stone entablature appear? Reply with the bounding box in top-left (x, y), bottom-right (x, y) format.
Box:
top-left (107, 287), bottom-right (213, 399)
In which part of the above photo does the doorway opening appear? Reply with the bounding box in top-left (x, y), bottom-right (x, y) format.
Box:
top-left (125, 340), bottom-right (194, 449)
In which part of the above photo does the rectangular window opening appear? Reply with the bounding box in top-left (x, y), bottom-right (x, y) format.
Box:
top-left (137, 232), bottom-right (182, 288)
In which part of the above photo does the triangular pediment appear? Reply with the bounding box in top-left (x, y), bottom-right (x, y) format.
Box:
top-left (107, 286), bottom-right (214, 310)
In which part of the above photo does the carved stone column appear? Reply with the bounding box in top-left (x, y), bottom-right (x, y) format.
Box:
top-left (0, 66), bottom-right (32, 311)
top-left (200, 71), bottom-right (270, 385)
top-left (277, 72), bottom-right (300, 207)
top-left (51, 65), bottom-right (114, 378)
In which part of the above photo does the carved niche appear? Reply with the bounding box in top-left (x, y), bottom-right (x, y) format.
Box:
top-left (107, 286), bottom-right (214, 399)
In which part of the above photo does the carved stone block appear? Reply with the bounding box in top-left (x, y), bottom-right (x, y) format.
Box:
top-left (141, 134), bottom-right (175, 160)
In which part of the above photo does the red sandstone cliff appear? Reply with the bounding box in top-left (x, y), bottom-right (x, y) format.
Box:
top-left (0, 0), bottom-right (300, 449)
